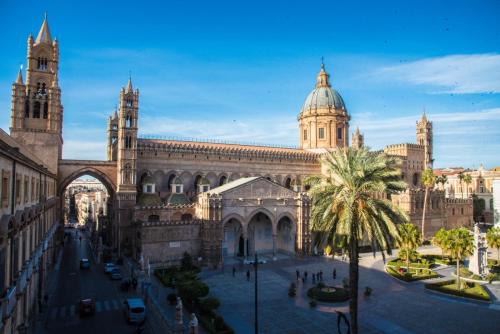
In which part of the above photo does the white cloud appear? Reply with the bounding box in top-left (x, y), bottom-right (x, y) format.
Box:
top-left (375, 53), bottom-right (500, 94)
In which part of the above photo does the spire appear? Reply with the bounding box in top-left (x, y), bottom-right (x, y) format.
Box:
top-left (355, 126), bottom-right (360, 135)
top-left (422, 109), bottom-right (427, 123)
top-left (35, 13), bottom-right (52, 44)
top-left (125, 73), bottom-right (133, 93)
top-left (15, 66), bottom-right (23, 85)
top-left (315, 61), bottom-right (330, 88)
top-left (113, 105), bottom-right (118, 119)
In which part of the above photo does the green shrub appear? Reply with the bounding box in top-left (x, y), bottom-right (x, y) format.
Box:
top-left (425, 280), bottom-right (490, 301)
top-left (316, 282), bottom-right (325, 289)
top-left (199, 297), bottom-right (220, 314)
top-left (178, 280), bottom-right (209, 304)
top-left (181, 251), bottom-right (195, 271)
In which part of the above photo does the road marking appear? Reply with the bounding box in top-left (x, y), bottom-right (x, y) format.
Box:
top-left (103, 300), bottom-right (110, 311)
top-left (50, 308), bottom-right (58, 319)
top-left (69, 304), bottom-right (76, 317)
top-left (59, 306), bottom-right (66, 318)
top-left (95, 301), bottom-right (102, 312)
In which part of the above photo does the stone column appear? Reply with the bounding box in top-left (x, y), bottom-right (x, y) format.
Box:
top-left (272, 234), bottom-right (277, 260)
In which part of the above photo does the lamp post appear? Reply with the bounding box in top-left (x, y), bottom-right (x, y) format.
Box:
top-left (254, 252), bottom-right (259, 334)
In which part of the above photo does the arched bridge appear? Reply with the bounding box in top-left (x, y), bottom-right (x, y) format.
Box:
top-left (58, 159), bottom-right (117, 194)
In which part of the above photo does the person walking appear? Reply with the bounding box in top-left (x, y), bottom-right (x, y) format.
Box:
top-left (333, 268), bottom-right (337, 280)
top-left (320, 270), bottom-right (323, 281)
top-left (304, 271), bottom-right (308, 282)
top-left (312, 273), bottom-right (316, 284)
top-left (246, 270), bottom-right (250, 281)
top-left (132, 277), bottom-right (138, 291)
top-left (232, 266), bottom-right (236, 277)
top-left (296, 269), bottom-right (300, 280)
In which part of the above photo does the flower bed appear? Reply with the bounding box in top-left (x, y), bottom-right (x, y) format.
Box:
top-left (386, 266), bottom-right (439, 282)
top-left (307, 285), bottom-right (349, 303)
top-left (425, 279), bottom-right (490, 302)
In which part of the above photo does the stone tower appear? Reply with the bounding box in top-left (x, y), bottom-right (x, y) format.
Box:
top-left (10, 15), bottom-right (63, 174)
top-left (298, 63), bottom-right (349, 150)
top-left (115, 78), bottom-right (139, 253)
top-left (107, 107), bottom-right (119, 161)
top-left (351, 127), bottom-right (364, 149)
top-left (416, 112), bottom-right (433, 168)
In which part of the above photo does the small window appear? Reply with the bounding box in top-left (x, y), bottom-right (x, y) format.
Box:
top-left (24, 99), bottom-right (30, 118)
top-left (318, 128), bottom-right (325, 139)
top-left (303, 129), bottom-right (307, 140)
top-left (15, 178), bottom-right (21, 204)
top-left (43, 102), bottom-right (48, 119)
top-left (2, 172), bottom-right (9, 207)
top-left (175, 185), bottom-right (182, 193)
top-left (146, 185), bottom-right (152, 193)
top-left (461, 208), bottom-right (464, 215)
top-left (337, 127), bottom-right (342, 140)
top-left (24, 177), bottom-right (29, 203)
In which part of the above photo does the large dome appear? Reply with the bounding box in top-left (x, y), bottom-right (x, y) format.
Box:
top-left (300, 64), bottom-right (346, 114)
top-left (301, 86), bottom-right (346, 112)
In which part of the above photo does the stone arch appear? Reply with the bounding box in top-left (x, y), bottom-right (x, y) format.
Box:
top-left (229, 173), bottom-right (240, 181)
top-left (276, 215), bottom-right (295, 254)
top-left (222, 217), bottom-right (244, 257)
top-left (58, 166), bottom-right (116, 196)
top-left (217, 173), bottom-right (229, 186)
top-left (165, 172), bottom-right (177, 192)
top-left (152, 170), bottom-right (165, 193)
top-left (179, 171), bottom-right (193, 192)
top-left (205, 172), bottom-right (218, 188)
top-left (284, 176), bottom-right (292, 189)
top-left (247, 210), bottom-right (273, 256)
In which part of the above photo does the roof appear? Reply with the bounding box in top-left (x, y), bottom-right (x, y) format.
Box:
top-left (35, 16), bottom-right (52, 44)
top-left (138, 139), bottom-right (319, 161)
top-left (206, 177), bottom-right (259, 195)
top-left (138, 193), bottom-right (161, 206)
top-left (300, 64), bottom-right (346, 114)
top-left (167, 193), bottom-right (190, 205)
top-left (125, 77), bottom-right (133, 93)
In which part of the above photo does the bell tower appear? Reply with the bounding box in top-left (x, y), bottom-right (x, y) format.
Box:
top-left (351, 127), bottom-right (364, 149)
top-left (10, 14), bottom-right (63, 174)
top-left (115, 77), bottom-right (138, 254)
top-left (416, 112), bottom-right (433, 168)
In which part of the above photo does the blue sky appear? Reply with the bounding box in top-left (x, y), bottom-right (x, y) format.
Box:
top-left (1, 0), bottom-right (499, 168)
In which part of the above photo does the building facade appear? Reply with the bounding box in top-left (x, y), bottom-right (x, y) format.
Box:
top-left (3, 17), bottom-right (473, 279)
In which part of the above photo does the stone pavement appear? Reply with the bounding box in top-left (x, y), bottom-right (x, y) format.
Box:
top-left (199, 249), bottom-right (500, 334)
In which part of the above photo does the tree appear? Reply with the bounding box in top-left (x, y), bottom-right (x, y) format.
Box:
top-left (458, 172), bottom-right (465, 199)
top-left (398, 223), bottom-right (422, 271)
top-left (306, 148), bottom-right (408, 334)
top-left (433, 228), bottom-right (449, 257)
top-left (436, 175), bottom-right (448, 191)
top-left (463, 173), bottom-right (472, 199)
top-left (486, 227), bottom-right (500, 261)
top-left (444, 228), bottom-right (474, 290)
top-left (421, 169), bottom-right (436, 240)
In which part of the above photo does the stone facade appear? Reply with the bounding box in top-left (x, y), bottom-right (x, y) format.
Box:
top-left (4, 17), bottom-right (473, 273)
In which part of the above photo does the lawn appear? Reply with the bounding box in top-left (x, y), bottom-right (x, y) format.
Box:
top-left (386, 265), bottom-right (439, 282)
top-left (425, 280), bottom-right (491, 302)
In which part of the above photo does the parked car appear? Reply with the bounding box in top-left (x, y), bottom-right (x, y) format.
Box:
top-left (80, 258), bottom-right (90, 270)
top-left (104, 263), bottom-right (115, 274)
top-left (123, 298), bottom-right (146, 324)
top-left (79, 298), bottom-right (96, 316)
top-left (111, 268), bottom-right (122, 280)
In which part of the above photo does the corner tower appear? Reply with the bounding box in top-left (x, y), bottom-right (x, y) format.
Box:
top-left (416, 112), bottom-right (433, 168)
top-left (10, 15), bottom-right (63, 174)
top-left (298, 63), bottom-right (349, 150)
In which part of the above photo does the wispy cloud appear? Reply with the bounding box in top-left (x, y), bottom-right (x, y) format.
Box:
top-left (374, 53), bottom-right (500, 94)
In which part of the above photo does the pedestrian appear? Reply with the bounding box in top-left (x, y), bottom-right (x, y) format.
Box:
top-left (320, 270), bottom-right (323, 281)
top-left (232, 266), bottom-right (236, 277)
top-left (304, 271), bottom-right (308, 282)
top-left (132, 277), bottom-right (138, 291)
top-left (296, 269), bottom-right (300, 280)
top-left (246, 270), bottom-right (250, 281)
top-left (333, 268), bottom-right (337, 280)
top-left (312, 273), bottom-right (316, 284)
top-left (302, 277), bottom-right (305, 284)
top-left (79, 236), bottom-right (82, 243)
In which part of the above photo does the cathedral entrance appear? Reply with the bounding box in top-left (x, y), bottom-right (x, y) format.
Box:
top-left (248, 212), bottom-right (273, 256)
top-left (223, 218), bottom-right (243, 257)
top-left (277, 216), bottom-right (295, 254)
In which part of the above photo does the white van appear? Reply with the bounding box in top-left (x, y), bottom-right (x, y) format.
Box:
top-left (124, 298), bottom-right (146, 324)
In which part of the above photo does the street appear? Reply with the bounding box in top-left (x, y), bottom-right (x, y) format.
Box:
top-left (38, 228), bottom-right (146, 334)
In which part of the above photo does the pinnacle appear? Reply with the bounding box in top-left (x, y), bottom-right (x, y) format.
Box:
top-left (15, 67), bottom-right (23, 85)
top-left (35, 14), bottom-right (52, 44)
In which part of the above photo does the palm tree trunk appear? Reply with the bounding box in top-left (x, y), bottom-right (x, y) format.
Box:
top-left (497, 247), bottom-right (499, 261)
top-left (422, 187), bottom-right (428, 240)
top-left (406, 249), bottom-right (410, 272)
top-left (456, 258), bottom-right (460, 291)
top-left (349, 236), bottom-right (359, 334)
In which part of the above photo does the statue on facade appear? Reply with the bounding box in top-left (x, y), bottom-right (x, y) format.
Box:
top-left (175, 297), bottom-right (183, 332)
top-left (189, 313), bottom-right (199, 334)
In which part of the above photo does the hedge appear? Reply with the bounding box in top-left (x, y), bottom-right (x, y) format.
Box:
top-left (386, 266), bottom-right (439, 282)
top-left (425, 280), bottom-right (490, 302)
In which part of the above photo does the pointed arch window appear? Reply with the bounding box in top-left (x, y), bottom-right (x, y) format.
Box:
top-left (124, 164), bottom-right (131, 184)
top-left (43, 101), bottom-right (48, 119)
top-left (33, 101), bottom-right (41, 118)
top-left (24, 99), bottom-right (30, 118)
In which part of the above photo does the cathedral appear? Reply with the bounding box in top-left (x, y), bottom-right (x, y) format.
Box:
top-left (7, 17), bottom-right (473, 269)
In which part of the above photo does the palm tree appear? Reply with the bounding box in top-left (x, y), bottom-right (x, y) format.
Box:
top-left (306, 148), bottom-right (408, 334)
top-left (463, 173), bottom-right (472, 198)
top-left (435, 175), bottom-right (448, 191)
top-left (421, 169), bottom-right (436, 240)
top-left (486, 227), bottom-right (500, 261)
top-left (398, 223), bottom-right (422, 271)
top-left (458, 172), bottom-right (465, 199)
top-left (444, 228), bottom-right (474, 290)
top-left (433, 228), bottom-right (449, 257)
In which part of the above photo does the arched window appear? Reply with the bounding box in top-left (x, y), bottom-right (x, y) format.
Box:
top-left (148, 215), bottom-right (159, 222)
top-left (285, 178), bottom-right (291, 189)
top-left (219, 176), bottom-right (227, 186)
top-left (24, 99), bottom-right (30, 118)
top-left (43, 101), bottom-right (48, 119)
top-left (194, 175), bottom-right (202, 193)
top-left (126, 115), bottom-right (132, 128)
top-left (33, 101), bottom-right (41, 118)
top-left (126, 99), bottom-right (133, 107)
top-left (412, 173), bottom-right (419, 186)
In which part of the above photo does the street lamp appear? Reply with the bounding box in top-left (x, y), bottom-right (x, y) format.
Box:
top-left (254, 252), bottom-right (259, 334)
